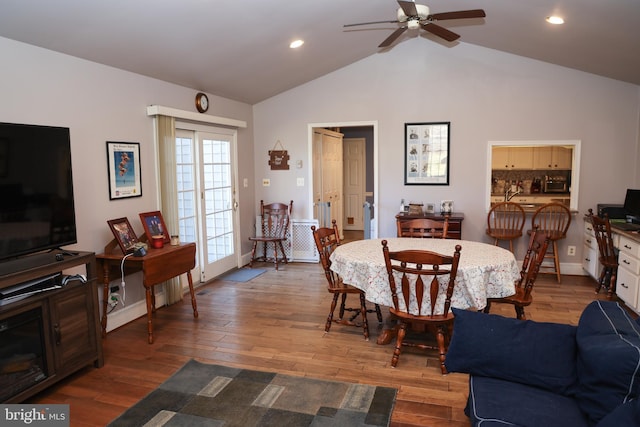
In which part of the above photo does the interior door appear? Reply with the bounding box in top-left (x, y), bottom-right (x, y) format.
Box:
top-left (343, 138), bottom-right (365, 231)
top-left (312, 128), bottom-right (344, 236)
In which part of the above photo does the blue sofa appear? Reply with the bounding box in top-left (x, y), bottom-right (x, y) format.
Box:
top-left (444, 301), bottom-right (640, 427)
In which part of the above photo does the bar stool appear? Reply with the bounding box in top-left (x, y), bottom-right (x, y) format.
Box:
top-left (528, 203), bottom-right (572, 283)
top-left (486, 202), bottom-right (526, 254)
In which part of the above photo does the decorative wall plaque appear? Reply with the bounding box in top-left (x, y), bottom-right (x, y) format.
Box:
top-left (268, 140), bottom-right (290, 170)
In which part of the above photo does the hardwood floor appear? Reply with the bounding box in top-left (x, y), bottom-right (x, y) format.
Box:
top-left (31, 260), bottom-right (615, 426)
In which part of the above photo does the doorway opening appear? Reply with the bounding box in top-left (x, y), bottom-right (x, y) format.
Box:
top-left (308, 122), bottom-right (378, 242)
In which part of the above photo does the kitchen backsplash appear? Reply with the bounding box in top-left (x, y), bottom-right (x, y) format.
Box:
top-left (491, 169), bottom-right (571, 195)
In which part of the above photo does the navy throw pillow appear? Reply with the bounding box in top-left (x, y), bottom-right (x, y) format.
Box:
top-left (576, 301), bottom-right (640, 424)
top-left (445, 308), bottom-right (578, 395)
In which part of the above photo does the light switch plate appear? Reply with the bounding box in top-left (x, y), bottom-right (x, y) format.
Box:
top-left (297, 177), bottom-right (304, 187)
top-left (243, 178), bottom-right (248, 188)
top-left (262, 179), bottom-right (270, 186)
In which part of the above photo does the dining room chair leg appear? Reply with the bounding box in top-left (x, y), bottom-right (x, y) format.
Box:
top-left (338, 293), bottom-right (347, 320)
top-left (436, 326), bottom-right (448, 375)
top-left (249, 241), bottom-right (258, 268)
top-left (277, 241), bottom-right (288, 267)
top-left (375, 304), bottom-right (383, 323)
top-left (515, 306), bottom-right (526, 320)
top-left (272, 242), bottom-right (279, 270)
top-left (391, 322), bottom-right (407, 368)
top-left (326, 293), bottom-right (340, 333)
top-left (359, 292), bottom-right (370, 341)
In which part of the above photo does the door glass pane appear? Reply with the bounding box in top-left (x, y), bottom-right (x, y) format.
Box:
top-left (202, 138), bottom-right (234, 264)
top-left (176, 136), bottom-right (197, 244)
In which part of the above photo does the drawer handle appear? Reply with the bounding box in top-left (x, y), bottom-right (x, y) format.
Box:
top-left (586, 239), bottom-right (592, 244)
top-left (623, 259), bottom-right (631, 265)
top-left (621, 283), bottom-right (629, 289)
top-left (625, 244), bottom-right (632, 249)
top-left (584, 257), bottom-right (590, 262)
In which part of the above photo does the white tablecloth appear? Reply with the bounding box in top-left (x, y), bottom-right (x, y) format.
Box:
top-left (329, 238), bottom-right (520, 313)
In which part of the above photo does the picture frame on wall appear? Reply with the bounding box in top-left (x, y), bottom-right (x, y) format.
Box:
top-left (404, 122), bottom-right (450, 185)
top-left (107, 217), bottom-right (140, 254)
top-left (139, 211), bottom-right (170, 243)
top-left (106, 141), bottom-right (142, 200)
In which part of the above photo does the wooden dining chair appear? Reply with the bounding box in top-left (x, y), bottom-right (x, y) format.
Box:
top-left (381, 239), bottom-right (462, 374)
top-left (249, 200), bottom-right (292, 270)
top-left (527, 203), bottom-right (571, 283)
top-left (483, 226), bottom-right (550, 320)
top-left (397, 217), bottom-right (449, 239)
top-left (486, 202), bottom-right (526, 253)
top-left (587, 209), bottom-right (618, 299)
top-left (311, 220), bottom-right (382, 340)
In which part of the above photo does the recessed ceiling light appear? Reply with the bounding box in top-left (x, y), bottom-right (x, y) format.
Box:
top-left (289, 39), bottom-right (304, 49)
top-left (546, 16), bottom-right (564, 25)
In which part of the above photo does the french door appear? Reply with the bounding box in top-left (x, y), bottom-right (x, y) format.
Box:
top-left (176, 127), bottom-right (239, 282)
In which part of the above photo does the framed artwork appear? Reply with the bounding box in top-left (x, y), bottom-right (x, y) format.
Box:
top-left (425, 203), bottom-right (436, 214)
top-left (404, 122), bottom-right (450, 185)
top-left (107, 217), bottom-right (139, 253)
top-left (106, 141), bottom-right (142, 200)
top-left (139, 211), bottom-right (170, 243)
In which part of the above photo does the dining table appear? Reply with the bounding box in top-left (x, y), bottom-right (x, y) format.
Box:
top-left (329, 238), bottom-right (521, 344)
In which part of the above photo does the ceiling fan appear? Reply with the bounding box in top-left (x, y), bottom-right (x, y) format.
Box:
top-left (344, 0), bottom-right (486, 48)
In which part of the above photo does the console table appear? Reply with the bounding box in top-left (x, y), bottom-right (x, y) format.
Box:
top-left (395, 212), bottom-right (465, 239)
top-left (96, 241), bottom-right (198, 343)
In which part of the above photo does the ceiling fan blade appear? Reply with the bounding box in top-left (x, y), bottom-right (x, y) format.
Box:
top-left (421, 23), bottom-right (460, 42)
top-left (379, 26), bottom-right (408, 48)
top-left (344, 20), bottom-right (400, 28)
top-left (429, 9), bottom-right (486, 21)
top-left (397, 0), bottom-right (418, 17)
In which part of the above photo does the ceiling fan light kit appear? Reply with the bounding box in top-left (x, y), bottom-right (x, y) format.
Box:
top-left (397, 4), bottom-right (429, 23)
top-left (345, 0), bottom-right (486, 48)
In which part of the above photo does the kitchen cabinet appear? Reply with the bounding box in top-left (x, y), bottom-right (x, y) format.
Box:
top-left (616, 234), bottom-right (640, 311)
top-left (582, 220), bottom-right (600, 280)
top-left (533, 146), bottom-right (573, 169)
top-left (492, 147), bottom-right (534, 170)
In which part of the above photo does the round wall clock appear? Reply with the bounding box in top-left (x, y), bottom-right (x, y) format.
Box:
top-left (195, 92), bottom-right (209, 113)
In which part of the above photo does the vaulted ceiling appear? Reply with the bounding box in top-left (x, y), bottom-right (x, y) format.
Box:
top-left (1, 0), bottom-right (638, 104)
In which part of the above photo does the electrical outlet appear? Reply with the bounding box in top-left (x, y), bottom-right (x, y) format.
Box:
top-left (109, 293), bottom-right (119, 308)
top-left (567, 245), bottom-right (576, 256)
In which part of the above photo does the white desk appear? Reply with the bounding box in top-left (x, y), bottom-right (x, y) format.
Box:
top-left (330, 238), bottom-right (520, 313)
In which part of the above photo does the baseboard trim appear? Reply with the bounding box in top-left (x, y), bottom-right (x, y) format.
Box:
top-left (105, 291), bottom-right (166, 333)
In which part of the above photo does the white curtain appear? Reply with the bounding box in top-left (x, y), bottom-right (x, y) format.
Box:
top-left (156, 115), bottom-right (183, 304)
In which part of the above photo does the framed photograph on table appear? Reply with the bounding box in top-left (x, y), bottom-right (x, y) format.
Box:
top-left (107, 217), bottom-right (139, 254)
top-left (139, 211), bottom-right (170, 244)
top-left (106, 141), bottom-right (142, 200)
top-left (404, 122), bottom-right (450, 185)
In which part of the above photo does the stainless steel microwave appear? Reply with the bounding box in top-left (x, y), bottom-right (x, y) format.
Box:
top-left (543, 176), bottom-right (568, 193)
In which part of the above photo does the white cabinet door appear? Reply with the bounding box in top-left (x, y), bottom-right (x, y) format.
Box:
top-left (617, 267), bottom-right (639, 311)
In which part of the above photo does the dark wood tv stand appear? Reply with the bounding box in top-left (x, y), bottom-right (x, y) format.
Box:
top-left (0, 251), bottom-right (103, 403)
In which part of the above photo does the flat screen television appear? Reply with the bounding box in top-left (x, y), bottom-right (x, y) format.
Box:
top-left (0, 122), bottom-right (77, 261)
top-left (624, 189), bottom-right (640, 222)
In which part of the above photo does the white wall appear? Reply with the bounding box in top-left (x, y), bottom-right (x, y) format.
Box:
top-left (0, 37), bottom-right (255, 325)
top-left (253, 38), bottom-right (640, 269)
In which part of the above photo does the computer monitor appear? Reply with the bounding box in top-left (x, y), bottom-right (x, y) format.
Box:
top-left (623, 189), bottom-right (640, 222)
